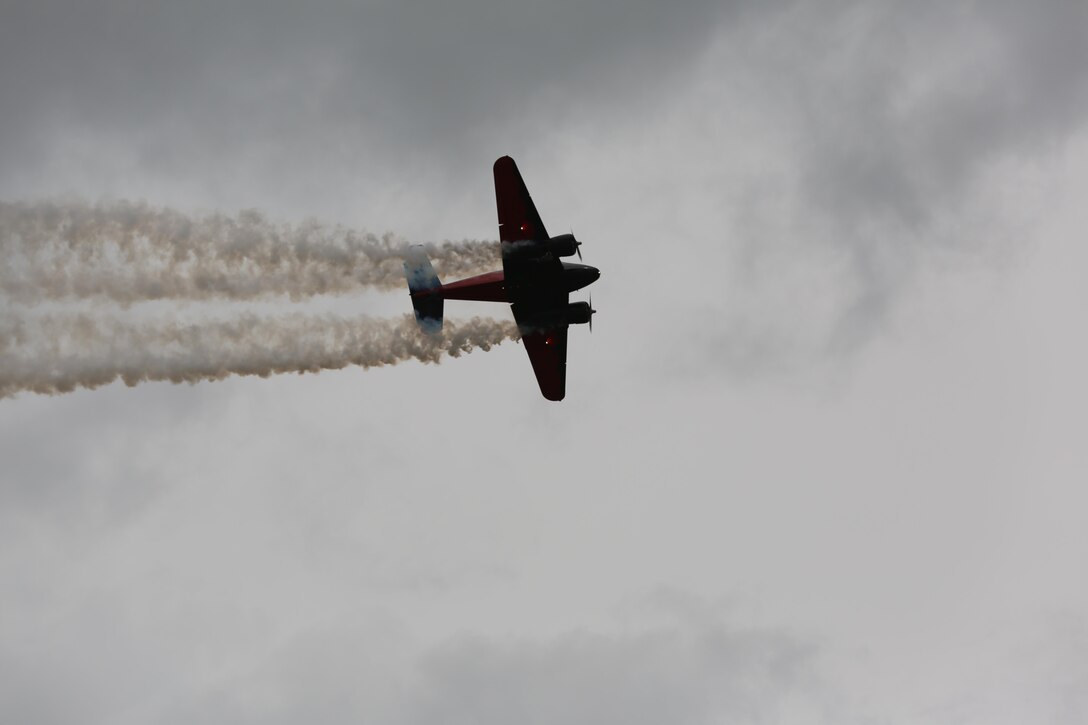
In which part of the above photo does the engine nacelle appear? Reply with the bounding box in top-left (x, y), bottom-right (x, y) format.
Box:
top-left (519, 301), bottom-right (594, 329)
top-left (546, 234), bottom-right (581, 258)
top-left (505, 234), bottom-right (581, 260)
top-left (564, 301), bottom-right (593, 325)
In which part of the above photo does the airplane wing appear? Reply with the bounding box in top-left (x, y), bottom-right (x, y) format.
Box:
top-left (494, 156), bottom-right (549, 243)
top-left (518, 324), bottom-right (568, 401)
top-left (496, 156), bottom-right (563, 289)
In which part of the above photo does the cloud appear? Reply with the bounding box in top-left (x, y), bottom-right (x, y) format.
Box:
top-left (654, 0), bottom-right (1088, 372)
top-left (788, 1), bottom-right (1088, 227)
top-left (152, 612), bottom-right (832, 725)
top-left (403, 627), bottom-right (826, 725)
top-left (2, 4), bottom-right (1087, 725)
top-left (0, 0), bottom-right (740, 201)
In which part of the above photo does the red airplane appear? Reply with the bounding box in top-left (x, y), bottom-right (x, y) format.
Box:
top-left (404, 156), bottom-right (600, 400)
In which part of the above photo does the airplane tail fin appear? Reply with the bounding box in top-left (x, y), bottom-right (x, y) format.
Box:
top-left (404, 245), bottom-right (443, 334)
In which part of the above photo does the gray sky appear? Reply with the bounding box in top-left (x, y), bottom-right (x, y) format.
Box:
top-left (2, 1), bottom-right (1088, 722)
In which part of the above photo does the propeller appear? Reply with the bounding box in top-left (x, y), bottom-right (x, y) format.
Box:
top-left (572, 226), bottom-right (582, 260)
top-left (588, 293), bottom-right (596, 333)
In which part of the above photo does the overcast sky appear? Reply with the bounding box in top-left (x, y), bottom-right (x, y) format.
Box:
top-left (2, 1), bottom-right (1088, 723)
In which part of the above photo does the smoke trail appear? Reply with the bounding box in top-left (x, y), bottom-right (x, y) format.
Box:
top-left (0, 200), bottom-right (500, 304)
top-left (0, 312), bottom-right (519, 397)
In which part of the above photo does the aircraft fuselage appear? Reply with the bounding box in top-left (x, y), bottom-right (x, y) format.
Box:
top-left (416, 261), bottom-right (599, 305)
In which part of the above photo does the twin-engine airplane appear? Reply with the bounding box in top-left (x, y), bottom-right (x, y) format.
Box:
top-left (404, 156), bottom-right (600, 401)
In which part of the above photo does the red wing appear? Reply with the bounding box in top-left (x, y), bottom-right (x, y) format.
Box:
top-left (494, 156), bottom-right (549, 243)
top-left (520, 326), bottom-right (567, 401)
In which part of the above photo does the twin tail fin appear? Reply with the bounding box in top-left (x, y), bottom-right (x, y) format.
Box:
top-left (403, 245), bottom-right (443, 334)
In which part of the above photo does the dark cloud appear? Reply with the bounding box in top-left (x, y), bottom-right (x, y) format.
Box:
top-left (673, 0), bottom-right (1088, 369)
top-left (0, 0), bottom-right (739, 198)
top-left (790, 1), bottom-right (1088, 227)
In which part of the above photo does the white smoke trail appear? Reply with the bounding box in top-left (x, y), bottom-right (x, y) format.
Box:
top-left (0, 312), bottom-right (519, 398)
top-left (0, 200), bottom-right (500, 304)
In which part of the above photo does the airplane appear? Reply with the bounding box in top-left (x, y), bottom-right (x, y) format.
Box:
top-left (403, 156), bottom-right (600, 401)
